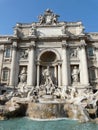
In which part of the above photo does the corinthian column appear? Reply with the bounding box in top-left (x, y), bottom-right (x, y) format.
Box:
top-left (10, 41), bottom-right (17, 86)
top-left (36, 61), bottom-right (40, 87)
top-left (27, 41), bottom-right (35, 86)
top-left (80, 40), bottom-right (89, 85)
top-left (58, 62), bottom-right (61, 87)
top-left (62, 41), bottom-right (69, 88)
top-left (0, 46), bottom-right (4, 83)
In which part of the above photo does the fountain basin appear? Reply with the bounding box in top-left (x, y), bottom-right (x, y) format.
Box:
top-left (26, 102), bottom-right (66, 119)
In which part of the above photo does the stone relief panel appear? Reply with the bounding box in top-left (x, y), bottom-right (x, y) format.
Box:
top-left (70, 48), bottom-right (78, 58)
top-left (19, 49), bottom-right (28, 60)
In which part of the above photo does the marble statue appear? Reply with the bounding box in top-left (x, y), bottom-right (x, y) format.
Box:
top-left (52, 14), bottom-right (59, 24)
top-left (62, 25), bottom-right (66, 34)
top-left (38, 15), bottom-right (45, 25)
top-left (14, 28), bottom-right (18, 36)
top-left (19, 67), bottom-right (27, 83)
top-left (43, 67), bottom-right (53, 85)
top-left (70, 87), bottom-right (78, 99)
top-left (38, 9), bottom-right (59, 25)
top-left (30, 26), bottom-right (36, 35)
top-left (39, 66), bottom-right (56, 95)
top-left (72, 66), bottom-right (80, 82)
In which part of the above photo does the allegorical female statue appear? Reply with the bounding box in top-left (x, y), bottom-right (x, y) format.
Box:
top-left (19, 67), bottom-right (27, 83)
top-left (71, 66), bottom-right (79, 82)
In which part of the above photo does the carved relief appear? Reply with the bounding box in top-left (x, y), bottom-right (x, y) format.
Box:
top-left (20, 49), bottom-right (28, 59)
top-left (70, 48), bottom-right (78, 58)
top-left (38, 9), bottom-right (59, 25)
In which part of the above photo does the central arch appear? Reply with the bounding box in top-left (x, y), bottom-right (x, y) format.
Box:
top-left (36, 49), bottom-right (61, 86)
top-left (38, 48), bottom-right (61, 62)
top-left (40, 51), bottom-right (57, 63)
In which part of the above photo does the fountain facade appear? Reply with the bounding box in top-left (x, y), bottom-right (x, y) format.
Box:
top-left (0, 9), bottom-right (98, 122)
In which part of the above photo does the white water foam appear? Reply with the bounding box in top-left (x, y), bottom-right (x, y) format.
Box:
top-left (26, 117), bottom-right (78, 122)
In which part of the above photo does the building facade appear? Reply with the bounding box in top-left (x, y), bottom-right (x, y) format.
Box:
top-left (0, 9), bottom-right (98, 92)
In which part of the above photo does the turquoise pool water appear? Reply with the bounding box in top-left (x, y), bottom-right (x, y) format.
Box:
top-left (0, 118), bottom-right (98, 130)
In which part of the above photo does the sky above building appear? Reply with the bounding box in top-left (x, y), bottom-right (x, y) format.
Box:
top-left (0, 0), bottom-right (98, 35)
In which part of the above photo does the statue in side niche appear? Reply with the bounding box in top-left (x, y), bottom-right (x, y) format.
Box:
top-left (19, 67), bottom-right (27, 83)
top-left (72, 66), bottom-right (79, 82)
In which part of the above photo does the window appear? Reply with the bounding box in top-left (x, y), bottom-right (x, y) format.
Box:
top-left (5, 48), bottom-right (10, 58)
top-left (87, 47), bottom-right (94, 56)
top-left (89, 67), bottom-right (96, 81)
top-left (2, 68), bottom-right (9, 81)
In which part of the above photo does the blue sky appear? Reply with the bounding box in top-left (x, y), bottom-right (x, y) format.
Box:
top-left (0, 0), bottom-right (98, 35)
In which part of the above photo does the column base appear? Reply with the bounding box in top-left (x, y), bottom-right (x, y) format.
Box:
top-left (27, 85), bottom-right (34, 89)
top-left (59, 85), bottom-right (68, 90)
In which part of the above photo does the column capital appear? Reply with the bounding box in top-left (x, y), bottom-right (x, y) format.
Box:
top-left (36, 60), bottom-right (40, 65)
top-left (12, 41), bottom-right (17, 50)
top-left (0, 49), bottom-right (4, 53)
top-left (29, 45), bottom-right (35, 50)
top-left (29, 41), bottom-right (36, 50)
top-left (79, 39), bottom-right (87, 49)
top-left (57, 60), bottom-right (62, 65)
top-left (62, 42), bottom-right (69, 49)
top-left (0, 45), bottom-right (4, 53)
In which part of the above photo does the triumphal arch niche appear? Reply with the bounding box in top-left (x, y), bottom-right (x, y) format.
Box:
top-left (37, 48), bottom-right (61, 87)
top-left (0, 9), bottom-right (98, 94)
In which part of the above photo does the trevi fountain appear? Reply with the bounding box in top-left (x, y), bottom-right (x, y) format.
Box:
top-left (0, 9), bottom-right (98, 130)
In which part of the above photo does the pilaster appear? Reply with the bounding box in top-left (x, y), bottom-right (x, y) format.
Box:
top-left (27, 41), bottom-right (36, 87)
top-left (0, 45), bottom-right (4, 83)
top-left (10, 41), bottom-right (17, 86)
top-left (79, 39), bottom-right (89, 86)
top-left (36, 61), bottom-right (40, 87)
top-left (61, 41), bottom-right (69, 88)
top-left (58, 62), bottom-right (61, 87)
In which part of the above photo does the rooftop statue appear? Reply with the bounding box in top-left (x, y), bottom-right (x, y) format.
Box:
top-left (38, 9), bottom-right (59, 25)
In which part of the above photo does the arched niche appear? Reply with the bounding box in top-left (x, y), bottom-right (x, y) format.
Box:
top-left (36, 48), bottom-right (61, 86)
